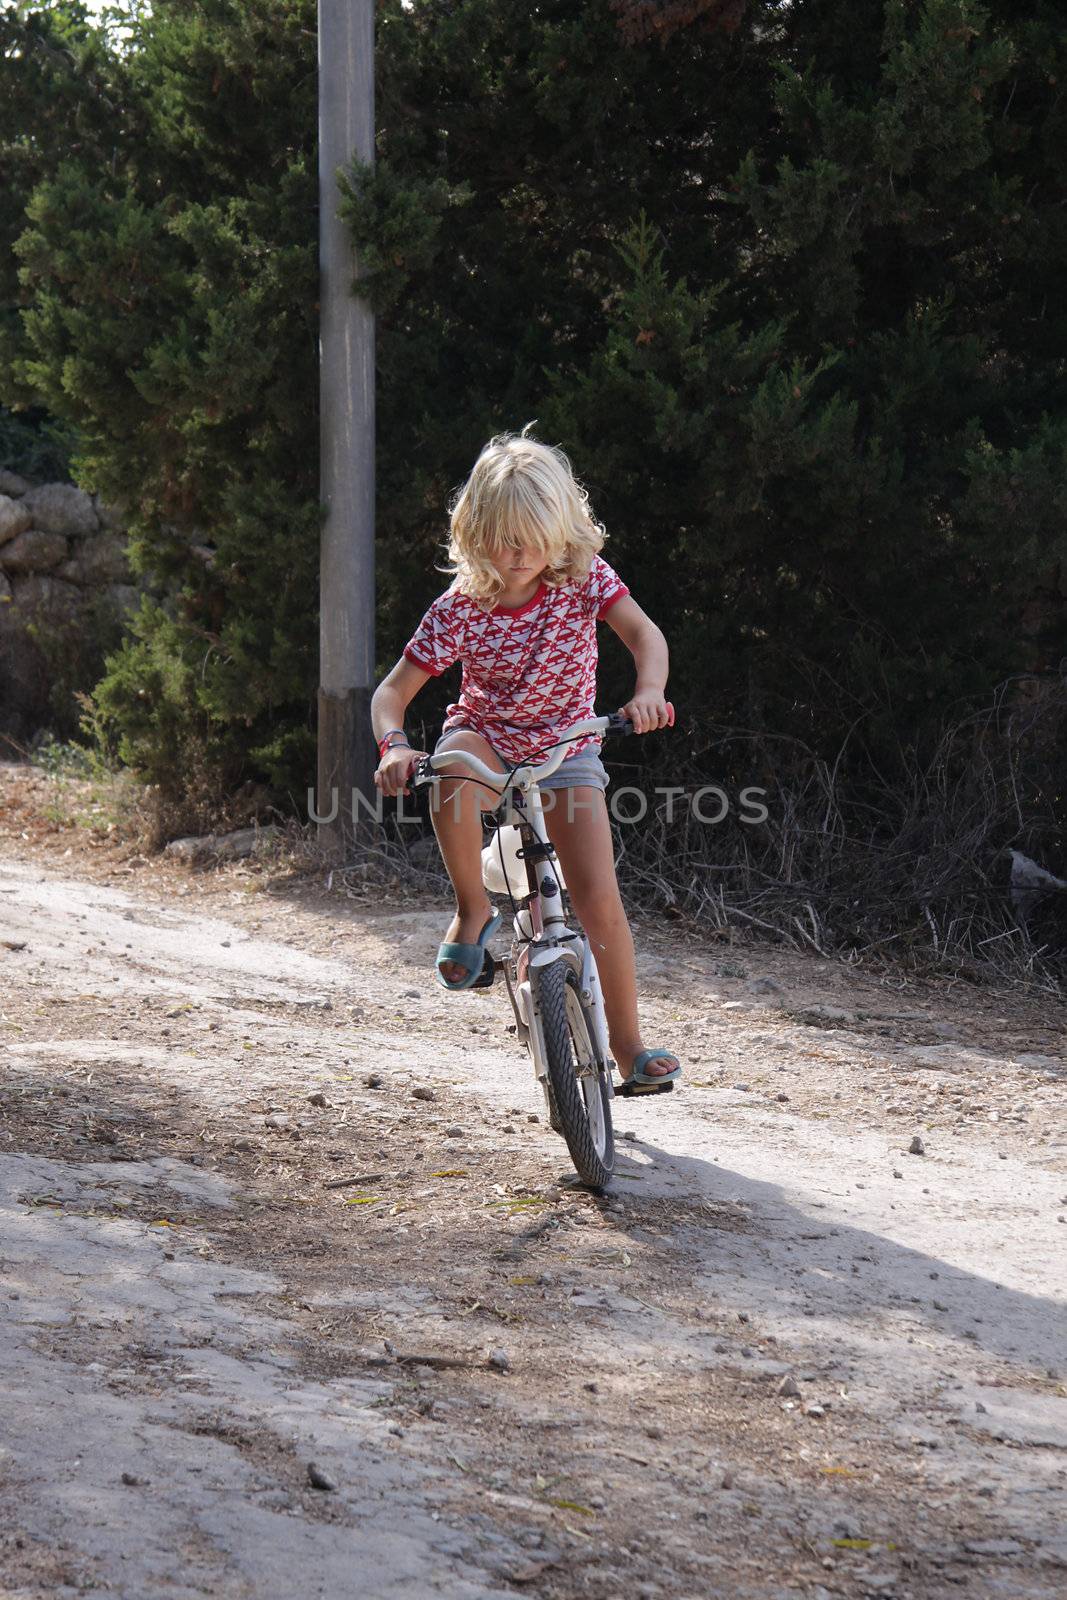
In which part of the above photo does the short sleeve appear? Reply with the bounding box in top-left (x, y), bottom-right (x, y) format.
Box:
top-left (403, 594), bottom-right (461, 677)
top-left (581, 554), bottom-right (630, 620)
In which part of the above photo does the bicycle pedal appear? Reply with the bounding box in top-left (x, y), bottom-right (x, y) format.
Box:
top-left (613, 1077), bottom-right (674, 1099)
top-left (470, 950), bottom-right (497, 990)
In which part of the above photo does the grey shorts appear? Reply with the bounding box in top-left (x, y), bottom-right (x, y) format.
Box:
top-left (433, 730), bottom-right (609, 792)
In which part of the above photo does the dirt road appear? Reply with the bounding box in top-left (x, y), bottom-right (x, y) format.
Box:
top-left (1, 771), bottom-right (1065, 1598)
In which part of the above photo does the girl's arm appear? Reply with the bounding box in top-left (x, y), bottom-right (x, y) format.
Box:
top-left (371, 657), bottom-right (432, 796)
top-left (602, 596), bottom-right (673, 734)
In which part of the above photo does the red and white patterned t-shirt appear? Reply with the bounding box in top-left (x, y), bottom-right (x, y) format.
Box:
top-left (403, 554), bottom-right (630, 765)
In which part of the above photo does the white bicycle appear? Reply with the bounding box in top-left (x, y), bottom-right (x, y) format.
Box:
top-left (413, 713), bottom-right (640, 1190)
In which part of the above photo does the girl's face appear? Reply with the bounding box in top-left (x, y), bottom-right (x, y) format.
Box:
top-left (488, 536), bottom-right (548, 586)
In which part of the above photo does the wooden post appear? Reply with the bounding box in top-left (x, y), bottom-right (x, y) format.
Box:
top-left (316, 0), bottom-right (375, 853)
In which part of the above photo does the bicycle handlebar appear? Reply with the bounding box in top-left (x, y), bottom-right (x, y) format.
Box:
top-left (414, 711), bottom-right (639, 793)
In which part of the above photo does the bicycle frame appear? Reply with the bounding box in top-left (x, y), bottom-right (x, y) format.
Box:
top-left (500, 786), bottom-right (612, 1087)
top-left (417, 716), bottom-right (616, 1086)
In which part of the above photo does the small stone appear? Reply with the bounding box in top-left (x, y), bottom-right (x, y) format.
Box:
top-left (961, 1538), bottom-right (1023, 1557)
top-left (720, 1470), bottom-right (733, 1489)
top-left (737, 1311), bottom-right (750, 1323)
top-left (908, 1135), bottom-right (925, 1156)
top-left (621, 1130), bottom-right (637, 1141)
top-left (777, 1374), bottom-right (801, 1398)
top-left (803, 1403), bottom-right (826, 1418)
top-left (120, 1471), bottom-right (143, 1486)
top-left (402, 988), bottom-right (420, 998)
top-left (928, 1021), bottom-right (962, 1041)
top-left (487, 1347), bottom-right (510, 1372)
top-left (306, 1091), bottom-right (328, 1108)
top-left (584, 1381), bottom-right (599, 1393)
top-left (306, 1463), bottom-right (336, 1492)
top-left (975, 1400), bottom-right (987, 1414)
top-left (412, 1086), bottom-right (436, 1102)
top-left (793, 1002), bottom-right (853, 1027)
top-left (445, 1126), bottom-right (464, 1138)
top-left (526, 1112), bottom-right (539, 1123)
top-left (366, 1073), bottom-right (384, 1089)
top-left (645, 1424), bottom-right (665, 1440)
top-left (892, 1169), bottom-right (903, 1179)
top-left (264, 1114), bottom-right (289, 1130)
top-left (776, 1092), bottom-right (789, 1102)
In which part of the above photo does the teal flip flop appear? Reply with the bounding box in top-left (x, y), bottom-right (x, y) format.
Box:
top-left (614, 1049), bottom-right (681, 1098)
top-left (435, 911), bottom-right (503, 991)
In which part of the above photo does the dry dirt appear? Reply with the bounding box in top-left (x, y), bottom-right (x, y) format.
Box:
top-left (1, 759), bottom-right (1065, 1600)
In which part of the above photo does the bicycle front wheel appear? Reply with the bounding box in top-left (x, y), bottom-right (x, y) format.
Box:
top-left (533, 956), bottom-right (614, 1190)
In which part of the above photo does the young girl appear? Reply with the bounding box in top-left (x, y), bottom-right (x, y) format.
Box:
top-left (371, 429), bottom-right (680, 1093)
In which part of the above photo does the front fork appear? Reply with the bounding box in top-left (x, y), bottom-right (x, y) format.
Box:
top-left (494, 789), bottom-right (613, 1087)
top-left (504, 930), bottom-right (612, 1087)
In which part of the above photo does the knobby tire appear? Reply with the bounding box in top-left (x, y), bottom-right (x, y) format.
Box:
top-left (534, 956), bottom-right (614, 1190)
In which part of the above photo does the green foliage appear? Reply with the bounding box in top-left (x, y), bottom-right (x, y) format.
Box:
top-left (4, 0), bottom-right (1066, 839)
top-left (0, 402), bottom-right (76, 479)
top-left (346, 0), bottom-right (1067, 798)
top-left (1, 0), bottom-right (320, 804)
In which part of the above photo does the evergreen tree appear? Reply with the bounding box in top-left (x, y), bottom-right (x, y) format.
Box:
top-left (345, 0), bottom-right (1067, 790)
top-left (1, 0), bottom-right (320, 802)
top-left (3, 0), bottom-right (1064, 825)
top-left (0, 1), bottom-right (122, 475)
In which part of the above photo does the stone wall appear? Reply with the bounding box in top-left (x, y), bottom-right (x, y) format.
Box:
top-left (0, 470), bottom-right (140, 742)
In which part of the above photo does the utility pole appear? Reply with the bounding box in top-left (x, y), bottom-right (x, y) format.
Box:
top-left (317, 0), bottom-right (375, 853)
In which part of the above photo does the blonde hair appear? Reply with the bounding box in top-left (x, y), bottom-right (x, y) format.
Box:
top-left (442, 425), bottom-right (606, 607)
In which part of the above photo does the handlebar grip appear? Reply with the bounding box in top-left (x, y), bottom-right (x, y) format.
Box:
top-left (606, 703), bottom-right (675, 735)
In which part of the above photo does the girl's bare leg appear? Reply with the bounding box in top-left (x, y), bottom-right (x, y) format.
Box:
top-left (541, 787), bottom-right (678, 1079)
top-left (430, 730), bottom-right (508, 984)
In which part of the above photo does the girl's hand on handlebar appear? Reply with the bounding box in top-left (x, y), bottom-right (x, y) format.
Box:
top-left (374, 745), bottom-right (428, 799)
top-left (619, 694), bottom-right (675, 735)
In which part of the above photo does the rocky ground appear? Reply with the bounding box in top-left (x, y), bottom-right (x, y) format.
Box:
top-left (0, 759), bottom-right (1065, 1600)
